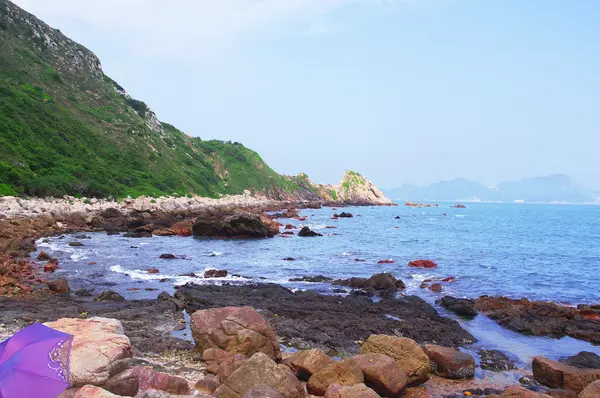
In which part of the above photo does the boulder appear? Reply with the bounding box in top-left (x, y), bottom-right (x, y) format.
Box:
top-left (243, 386), bottom-right (286, 398)
top-left (37, 251), bottom-right (51, 260)
top-left (147, 268), bottom-right (159, 274)
top-left (422, 344), bottom-right (475, 379)
top-left (580, 380), bottom-right (600, 398)
top-left (204, 269), bottom-right (228, 278)
top-left (193, 211), bottom-right (278, 238)
top-left (44, 258), bottom-right (60, 273)
top-left (69, 242), bottom-right (85, 247)
top-left (195, 375), bottom-right (220, 395)
top-left (48, 279), bottom-right (70, 293)
top-left (191, 306), bottom-right (281, 361)
top-left (502, 386), bottom-right (552, 397)
top-left (408, 260), bottom-right (438, 269)
top-left (307, 359), bottom-right (364, 396)
top-left (298, 227), bottom-right (322, 237)
top-left (213, 352), bottom-right (304, 398)
top-left (478, 349), bottom-right (517, 371)
top-left (102, 368), bottom-right (139, 396)
top-left (284, 224), bottom-right (296, 230)
top-left (360, 334), bottom-right (430, 385)
top-left (44, 317), bottom-right (133, 389)
top-left (159, 254), bottom-right (177, 259)
top-left (332, 273), bottom-right (405, 291)
top-left (560, 351), bottom-right (600, 369)
top-left (281, 349), bottom-right (336, 381)
top-left (203, 348), bottom-right (248, 382)
top-left (436, 296), bottom-right (478, 317)
top-left (133, 366), bottom-right (191, 395)
top-left (352, 353), bottom-right (409, 396)
top-left (429, 283), bottom-right (442, 293)
top-left (324, 383), bottom-right (379, 398)
top-left (333, 212), bottom-right (353, 218)
top-left (72, 386), bottom-right (120, 398)
top-left (532, 356), bottom-right (600, 392)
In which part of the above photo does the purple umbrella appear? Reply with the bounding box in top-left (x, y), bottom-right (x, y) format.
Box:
top-left (0, 323), bottom-right (73, 398)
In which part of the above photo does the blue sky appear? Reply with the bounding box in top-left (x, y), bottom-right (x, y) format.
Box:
top-left (13, 0), bottom-right (600, 189)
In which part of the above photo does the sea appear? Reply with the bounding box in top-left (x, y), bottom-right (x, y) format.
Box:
top-left (35, 202), bottom-right (600, 369)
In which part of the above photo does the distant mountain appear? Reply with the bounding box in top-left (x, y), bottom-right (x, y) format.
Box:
top-left (385, 175), bottom-right (598, 203)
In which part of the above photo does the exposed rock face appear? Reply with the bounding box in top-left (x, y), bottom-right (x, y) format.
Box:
top-left (281, 349), bottom-right (336, 381)
top-left (324, 383), bottom-right (380, 398)
top-left (44, 317), bottom-right (133, 389)
top-left (203, 348), bottom-right (248, 382)
top-left (352, 353), bottom-right (409, 396)
top-left (48, 278), bottom-right (70, 293)
top-left (422, 344), bottom-right (475, 379)
top-left (532, 356), bottom-right (600, 392)
top-left (213, 352), bottom-right (304, 398)
top-left (317, 171), bottom-right (394, 206)
top-left (307, 359), bottom-right (364, 396)
top-left (580, 380), bottom-right (600, 398)
top-left (475, 296), bottom-right (600, 344)
top-left (437, 296), bottom-right (478, 317)
top-left (133, 366), bottom-right (191, 395)
top-left (360, 334), bottom-right (430, 385)
top-left (193, 211), bottom-right (278, 238)
top-left (190, 306), bottom-right (281, 361)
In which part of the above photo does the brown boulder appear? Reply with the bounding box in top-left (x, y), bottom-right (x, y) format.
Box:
top-left (133, 366), bottom-right (191, 394)
top-left (213, 352), bottom-right (304, 398)
top-left (204, 269), bottom-right (228, 278)
top-left (48, 279), bottom-right (70, 293)
top-left (195, 375), bottom-right (220, 395)
top-left (579, 380), bottom-right (600, 398)
top-left (547, 389), bottom-right (577, 398)
top-left (429, 283), bottom-right (442, 293)
top-left (352, 353), bottom-right (409, 396)
top-left (502, 386), bottom-right (552, 397)
top-left (147, 268), bottom-right (159, 274)
top-left (422, 344), bottom-right (474, 379)
top-left (324, 383), bottom-right (379, 398)
top-left (44, 258), bottom-right (60, 273)
top-left (102, 368), bottom-right (139, 396)
top-left (191, 306), bottom-right (281, 361)
top-left (408, 260), bottom-right (438, 269)
top-left (281, 349), bottom-right (336, 381)
top-left (193, 211), bottom-right (278, 238)
top-left (360, 334), bottom-right (430, 385)
top-left (307, 359), bottom-right (364, 396)
top-left (203, 348), bottom-right (248, 382)
top-left (37, 251), bottom-right (51, 260)
top-left (532, 356), bottom-right (600, 392)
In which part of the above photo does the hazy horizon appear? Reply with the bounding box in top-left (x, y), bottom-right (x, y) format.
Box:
top-left (13, 0), bottom-right (600, 190)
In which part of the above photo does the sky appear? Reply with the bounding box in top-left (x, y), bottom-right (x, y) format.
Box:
top-left (12, 0), bottom-right (600, 190)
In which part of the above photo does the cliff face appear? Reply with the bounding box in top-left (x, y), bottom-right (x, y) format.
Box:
top-left (0, 0), bottom-right (392, 206)
top-left (314, 171), bottom-right (395, 206)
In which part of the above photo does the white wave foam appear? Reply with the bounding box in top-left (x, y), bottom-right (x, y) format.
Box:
top-left (203, 251), bottom-right (224, 257)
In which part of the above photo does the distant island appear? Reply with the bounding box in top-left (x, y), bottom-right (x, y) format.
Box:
top-left (384, 174), bottom-right (599, 204)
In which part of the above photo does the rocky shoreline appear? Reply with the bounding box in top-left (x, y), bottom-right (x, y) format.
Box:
top-left (1, 199), bottom-right (600, 397)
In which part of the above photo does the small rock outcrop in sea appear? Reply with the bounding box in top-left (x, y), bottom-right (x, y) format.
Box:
top-left (289, 275), bottom-right (333, 283)
top-left (437, 296), bottom-right (478, 317)
top-left (193, 210), bottom-right (279, 238)
top-left (452, 204), bottom-right (467, 208)
top-left (204, 269), bottom-right (228, 278)
top-left (333, 212), bottom-right (353, 218)
top-left (408, 259), bottom-right (438, 268)
top-left (298, 226), bottom-right (323, 237)
top-left (333, 273), bottom-right (405, 295)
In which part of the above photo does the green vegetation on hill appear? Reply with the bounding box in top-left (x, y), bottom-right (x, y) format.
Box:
top-left (0, 0), bottom-right (313, 199)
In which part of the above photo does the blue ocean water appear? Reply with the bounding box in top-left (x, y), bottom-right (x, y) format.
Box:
top-left (36, 202), bottom-right (600, 363)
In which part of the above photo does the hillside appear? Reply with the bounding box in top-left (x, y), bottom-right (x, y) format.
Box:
top-left (385, 175), bottom-right (598, 203)
top-left (0, 0), bottom-right (392, 205)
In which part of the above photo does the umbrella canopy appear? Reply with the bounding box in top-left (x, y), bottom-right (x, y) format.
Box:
top-left (0, 323), bottom-right (73, 398)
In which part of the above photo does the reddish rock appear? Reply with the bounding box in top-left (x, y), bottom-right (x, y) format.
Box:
top-left (442, 276), bottom-right (457, 282)
top-left (532, 356), bottom-right (600, 392)
top-left (408, 260), bottom-right (438, 269)
top-left (171, 220), bottom-right (193, 236)
top-left (37, 251), bottom-right (51, 260)
top-left (324, 383), bottom-right (379, 398)
top-left (152, 229), bottom-right (176, 236)
top-left (502, 385), bottom-right (552, 397)
top-left (580, 380), bottom-right (600, 398)
top-left (47, 279), bottom-right (70, 293)
top-left (127, 288), bottom-right (141, 291)
top-left (147, 268), bottom-right (159, 274)
top-left (325, 226), bottom-right (337, 229)
top-left (285, 224), bottom-right (296, 230)
top-left (191, 306), bottom-right (281, 361)
top-left (422, 344), bottom-right (475, 379)
top-left (194, 374), bottom-right (220, 395)
top-left (281, 348), bottom-right (336, 381)
top-left (307, 358), bottom-right (364, 396)
top-left (88, 262), bottom-right (97, 266)
top-left (203, 348), bottom-right (248, 382)
top-left (547, 389), bottom-right (577, 398)
top-left (352, 353), bottom-right (409, 396)
top-left (377, 259), bottom-right (395, 264)
top-left (204, 269), bottom-right (228, 278)
top-left (296, 217), bottom-right (307, 221)
top-left (44, 258), bottom-right (60, 273)
top-left (133, 366), bottom-right (191, 394)
top-left (429, 283), bottom-right (442, 293)
top-left (282, 231), bottom-right (295, 235)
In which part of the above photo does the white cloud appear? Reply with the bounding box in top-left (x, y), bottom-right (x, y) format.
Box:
top-left (12, 0), bottom-right (400, 59)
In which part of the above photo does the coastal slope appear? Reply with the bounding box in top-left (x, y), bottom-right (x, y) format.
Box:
top-left (0, 0), bottom-right (392, 206)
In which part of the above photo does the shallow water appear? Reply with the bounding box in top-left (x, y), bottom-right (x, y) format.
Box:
top-left (36, 202), bottom-right (600, 362)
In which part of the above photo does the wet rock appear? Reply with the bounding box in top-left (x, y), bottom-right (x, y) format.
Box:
top-left (204, 269), bottom-right (228, 278)
top-left (94, 291), bottom-right (126, 302)
top-left (333, 212), bottom-right (353, 218)
top-left (190, 306), bottom-right (281, 361)
top-left (580, 380), bottom-right (600, 398)
top-left (324, 383), bottom-right (379, 398)
top-left (48, 278), bottom-right (70, 293)
top-left (203, 348), bottom-right (248, 382)
top-left (133, 366), bottom-right (191, 394)
top-left (37, 251), bottom-right (51, 260)
top-left (479, 349), bottom-right (517, 371)
top-left (159, 254), bottom-right (177, 259)
top-left (475, 297), bottom-right (600, 344)
top-left (44, 258), bottom-right (60, 273)
top-left (332, 289), bottom-right (347, 294)
top-left (423, 344), bottom-right (475, 379)
top-left (429, 283), bottom-right (442, 292)
top-left (69, 242), bottom-right (85, 247)
top-left (45, 317), bottom-right (132, 388)
top-left (74, 234), bottom-right (91, 239)
top-left (147, 268), bottom-right (159, 274)
top-left (452, 204), bottom-right (467, 208)
top-left (283, 257), bottom-right (295, 261)
top-left (213, 352), bottom-right (304, 398)
top-left (408, 260), bottom-right (438, 268)
top-left (352, 353), bottom-right (409, 396)
top-left (307, 358), bottom-right (364, 396)
top-left (289, 275), bottom-right (333, 283)
top-left (193, 210), bottom-right (278, 238)
top-left (437, 296), bottom-right (478, 317)
top-left (560, 351), bottom-right (600, 369)
top-left (284, 224), bottom-right (296, 230)
top-left (298, 226), bottom-right (322, 237)
top-left (195, 375), bottom-right (220, 395)
top-left (377, 259), bottom-right (395, 264)
top-left (333, 273), bottom-right (405, 293)
top-left (123, 231), bottom-right (153, 238)
top-left (532, 356), bottom-right (600, 392)
top-left (281, 348), bottom-right (336, 381)
top-left (360, 334), bottom-right (430, 385)
top-left (282, 231), bottom-right (295, 235)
